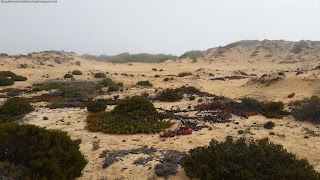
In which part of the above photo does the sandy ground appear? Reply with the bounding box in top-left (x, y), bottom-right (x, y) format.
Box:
top-left (1, 46), bottom-right (320, 179)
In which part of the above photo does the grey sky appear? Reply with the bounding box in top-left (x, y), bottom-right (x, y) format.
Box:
top-left (0, 0), bottom-right (320, 56)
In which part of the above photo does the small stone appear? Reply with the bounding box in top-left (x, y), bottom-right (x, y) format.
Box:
top-left (122, 140), bottom-right (126, 142)
top-left (43, 116), bottom-right (48, 120)
top-left (238, 130), bottom-right (244, 134)
top-left (304, 136), bottom-right (309, 139)
top-left (269, 132), bottom-right (275, 135)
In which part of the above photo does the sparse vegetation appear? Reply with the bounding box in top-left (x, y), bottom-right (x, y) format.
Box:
top-left (0, 123), bottom-right (88, 179)
top-left (86, 97), bottom-right (174, 134)
top-left (156, 89), bottom-right (183, 102)
top-left (292, 96), bottom-right (320, 124)
top-left (180, 137), bottom-right (320, 179)
top-left (224, 40), bottom-right (260, 49)
top-left (0, 71), bottom-right (27, 86)
top-left (136, 80), bottom-right (152, 87)
top-left (107, 85), bottom-right (119, 92)
top-left (0, 76), bottom-right (14, 86)
top-left (189, 96), bottom-right (196, 100)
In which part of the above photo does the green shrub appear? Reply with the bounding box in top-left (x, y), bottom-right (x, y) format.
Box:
top-left (136, 80), bottom-right (152, 87)
top-left (63, 74), bottom-right (73, 79)
top-left (156, 89), bottom-right (183, 102)
top-left (189, 96), bottom-right (196, 100)
top-left (86, 101), bottom-right (106, 113)
top-left (179, 50), bottom-right (205, 59)
top-left (177, 86), bottom-right (200, 94)
top-left (177, 72), bottom-right (193, 77)
top-left (0, 76), bottom-right (14, 86)
top-left (180, 137), bottom-right (320, 180)
top-left (1, 98), bottom-right (33, 116)
top-left (107, 85), bottom-right (119, 92)
top-left (0, 123), bottom-right (88, 179)
top-left (262, 101), bottom-right (290, 118)
top-left (155, 75), bottom-right (160, 78)
top-left (264, 121), bottom-right (275, 129)
top-left (11, 75), bottom-right (27, 81)
top-left (0, 161), bottom-right (24, 179)
top-left (72, 70), bottom-right (83, 75)
top-left (95, 84), bottom-right (104, 90)
top-left (163, 78), bottom-right (170, 82)
top-left (242, 97), bottom-right (261, 108)
top-left (152, 68), bottom-right (157, 71)
top-left (0, 71), bottom-right (16, 77)
top-left (86, 97), bottom-right (174, 134)
top-left (99, 78), bottom-right (115, 87)
top-left (292, 96), bottom-right (320, 124)
top-left (94, 73), bottom-right (106, 78)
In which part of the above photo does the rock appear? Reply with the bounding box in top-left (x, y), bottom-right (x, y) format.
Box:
top-left (238, 130), bottom-right (244, 134)
top-left (209, 73), bottom-right (214, 76)
top-left (43, 116), bottom-right (49, 120)
top-left (197, 99), bottom-right (204, 103)
top-left (278, 72), bottom-right (285, 76)
top-left (304, 136), bottom-right (309, 139)
top-left (269, 132), bottom-right (275, 135)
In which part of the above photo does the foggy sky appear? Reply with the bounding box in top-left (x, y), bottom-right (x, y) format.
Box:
top-left (0, 0), bottom-right (320, 56)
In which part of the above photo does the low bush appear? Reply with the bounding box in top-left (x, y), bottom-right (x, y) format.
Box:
top-left (189, 96), bottom-right (196, 100)
top-left (0, 123), bottom-right (88, 179)
top-left (0, 76), bottom-right (14, 86)
top-left (177, 86), bottom-right (200, 94)
top-left (156, 89), bottom-right (183, 102)
top-left (86, 101), bottom-right (106, 113)
top-left (86, 96), bottom-right (173, 134)
top-left (136, 80), bottom-right (153, 87)
top-left (1, 98), bottom-right (33, 116)
top-left (163, 78), bottom-right (170, 81)
top-left (107, 85), bottom-right (119, 92)
top-left (177, 72), bottom-right (193, 77)
top-left (180, 137), bottom-right (320, 179)
top-left (72, 70), bottom-right (83, 75)
top-left (155, 75), bottom-right (160, 78)
top-left (292, 96), bottom-right (320, 124)
top-left (11, 75), bottom-right (27, 81)
top-left (242, 97), bottom-right (261, 108)
top-left (99, 78), bottom-right (115, 87)
top-left (0, 71), bottom-right (16, 77)
top-left (94, 73), bottom-right (106, 78)
top-left (264, 121), bottom-right (275, 129)
top-left (63, 73), bottom-right (73, 79)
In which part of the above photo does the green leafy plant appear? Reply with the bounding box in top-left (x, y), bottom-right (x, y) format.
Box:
top-left (0, 76), bottom-right (14, 86)
top-left (177, 72), bottom-right (193, 77)
top-left (180, 137), bottom-right (320, 179)
top-left (107, 85), bottom-right (119, 92)
top-left (1, 98), bottom-right (33, 116)
top-left (292, 96), bottom-right (320, 124)
top-left (264, 121), bottom-right (275, 129)
top-left (0, 123), bottom-right (88, 179)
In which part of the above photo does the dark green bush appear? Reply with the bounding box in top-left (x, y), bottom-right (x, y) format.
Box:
top-left (177, 72), bottom-right (193, 77)
top-left (136, 80), bottom-right (152, 87)
top-left (180, 137), bottom-right (320, 180)
top-left (86, 101), bottom-right (106, 113)
top-left (155, 75), bottom-right (160, 78)
top-left (99, 78), bottom-right (115, 87)
top-left (163, 78), bottom-right (170, 82)
top-left (0, 71), bottom-right (16, 77)
top-left (63, 74), bottom-right (73, 79)
top-left (95, 84), bottom-right (104, 90)
top-left (177, 86), bottom-right (200, 94)
top-left (156, 89), bottom-right (183, 102)
top-left (107, 85), bottom-right (119, 92)
top-left (1, 98), bottom-right (33, 116)
top-left (94, 73), bottom-right (106, 78)
top-left (0, 76), bottom-right (14, 86)
top-left (11, 75), bottom-right (27, 81)
top-left (179, 50), bottom-right (205, 59)
top-left (262, 101), bottom-right (290, 118)
top-left (264, 121), bottom-right (275, 129)
top-left (0, 123), bottom-right (88, 179)
top-left (72, 70), bottom-right (83, 75)
top-left (86, 97), bottom-right (174, 134)
top-left (292, 96), bottom-right (320, 124)
top-left (189, 96), bottom-right (196, 100)
top-left (242, 97), bottom-right (261, 108)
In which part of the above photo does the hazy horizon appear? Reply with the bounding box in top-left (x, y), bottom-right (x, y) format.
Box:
top-left (1, 0), bottom-right (320, 56)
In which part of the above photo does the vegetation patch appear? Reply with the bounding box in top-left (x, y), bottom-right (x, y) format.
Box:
top-left (63, 73), bottom-right (73, 79)
top-left (86, 96), bottom-right (174, 134)
top-left (264, 121), bottom-right (275, 129)
top-left (86, 101), bottom-right (106, 113)
top-left (136, 80), bottom-right (153, 87)
top-left (179, 50), bottom-right (205, 59)
top-left (292, 96), bottom-right (320, 124)
top-left (0, 71), bottom-right (27, 86)
top-left (0, 98), bottom-right (33, 123)
top-left (156, 89), bottom-right (183, 102)
top-left (177, 72), bottom-right (193, 77)
top-left (72, 70), bottom-right (83, 75)
top-left (180, 137), bottom-right (320, 179)
top-left (94, 72), bottom-right (106, 78)
top-left (0, 123), bottom-right (88, 179)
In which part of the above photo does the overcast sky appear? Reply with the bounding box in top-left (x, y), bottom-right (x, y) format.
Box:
top-left (0, 0), bottom-right (320, 56)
